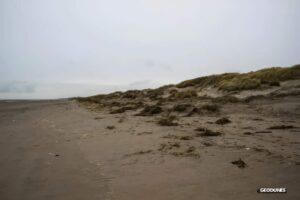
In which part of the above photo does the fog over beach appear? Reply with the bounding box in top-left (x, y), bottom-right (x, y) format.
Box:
top-left (1, 0), bottom-right (299, 99)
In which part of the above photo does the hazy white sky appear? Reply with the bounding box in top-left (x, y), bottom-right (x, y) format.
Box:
top-left (0, 0), bottom-right (299, 99)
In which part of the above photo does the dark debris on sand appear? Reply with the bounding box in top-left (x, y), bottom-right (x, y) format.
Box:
top-left (231, 158), bottom-right (247, 168)
top-left (195, 128), bottom-right (223, 137)
top-left (157, 115), bottom-right (178, 126)
top-left (201, 104), bottom-right (220, 112)
top-left (106, 125), bottom-right (115, 130)
top-left (125, 150), bottom-right (153, 157)
top-left (268, 125), bottom-right (296, 130)
top-left (255, 130), bottom-right (272, 133)
top-left (158, 142), bottom-right (180, 151)
top-left (215, 117), bottom-right (231, 125)
top-left (179, 136), bottom-right (193, 140)
top-left (173, 104), bottom-right (192, 112)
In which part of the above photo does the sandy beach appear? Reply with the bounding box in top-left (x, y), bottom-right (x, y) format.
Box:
top-left (0, 91), bottom-right (299, 200)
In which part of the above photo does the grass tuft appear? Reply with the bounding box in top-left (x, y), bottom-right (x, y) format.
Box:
top-left (171, 90), bottom-right (197, 99)
top-left (201, 104), bottom-right (220, 112)
top-left (135, 105), bottom-right (163, 116)
top-left (158, 115), bottom-right (178, 126)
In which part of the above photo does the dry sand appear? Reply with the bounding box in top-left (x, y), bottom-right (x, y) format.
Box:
top-left (0, 96), bottom-right (299, 200)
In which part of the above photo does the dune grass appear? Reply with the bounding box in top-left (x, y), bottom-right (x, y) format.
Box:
top-left (171, 90), bottom-right (197, 99)
top-left (177, 64), bottom-right (300, 91)
top-left (76, 64), bottom-right (300, 104)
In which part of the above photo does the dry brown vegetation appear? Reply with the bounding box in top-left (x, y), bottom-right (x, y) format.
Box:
top-left (75, 65), bottom-right (300, 114)
top-left (170, 90), bottom-right (197, 99)
top-left (75, 64), bottom-right (300, 160)
top-left (215, 117), bottom-right (231, 125)
top-left (135, 105), bottom-right (163, 116)
top-left (195, 128), bottom-right (223, 137)
top-left (231, 158), bottom-right (247, 168)
top-left (201, 104), bottom-right (220, 112)
top-left (176, 64), bottom-right (300, 91)
top-left (172, 104), bottom-right (192, 112)
top-left (157, 115), bottom-right (178, 126)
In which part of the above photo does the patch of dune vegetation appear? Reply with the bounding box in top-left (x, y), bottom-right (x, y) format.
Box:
top-left (177, 73), bottom-right (238, 89)
top-left (158, 115), bottom-right (178, 126)
top-left (218, 76), bottom-right (261, 91)
top-left (177, 65), bottom-right (300, 91)
top-left (170, 90), bottom-right (197, 99)
top-left (75, 64), bottom-right (300, 107)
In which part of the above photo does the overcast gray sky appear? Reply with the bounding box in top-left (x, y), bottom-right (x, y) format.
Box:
top-left (1, 0), bottom-right (299, 99)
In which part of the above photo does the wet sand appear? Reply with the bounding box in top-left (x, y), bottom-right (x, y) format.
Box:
top-left (0, 99), bottom-right (299, 200)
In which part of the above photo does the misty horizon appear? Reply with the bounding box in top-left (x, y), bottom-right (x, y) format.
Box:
top-left (1, 0), bottom-right (300, 99)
